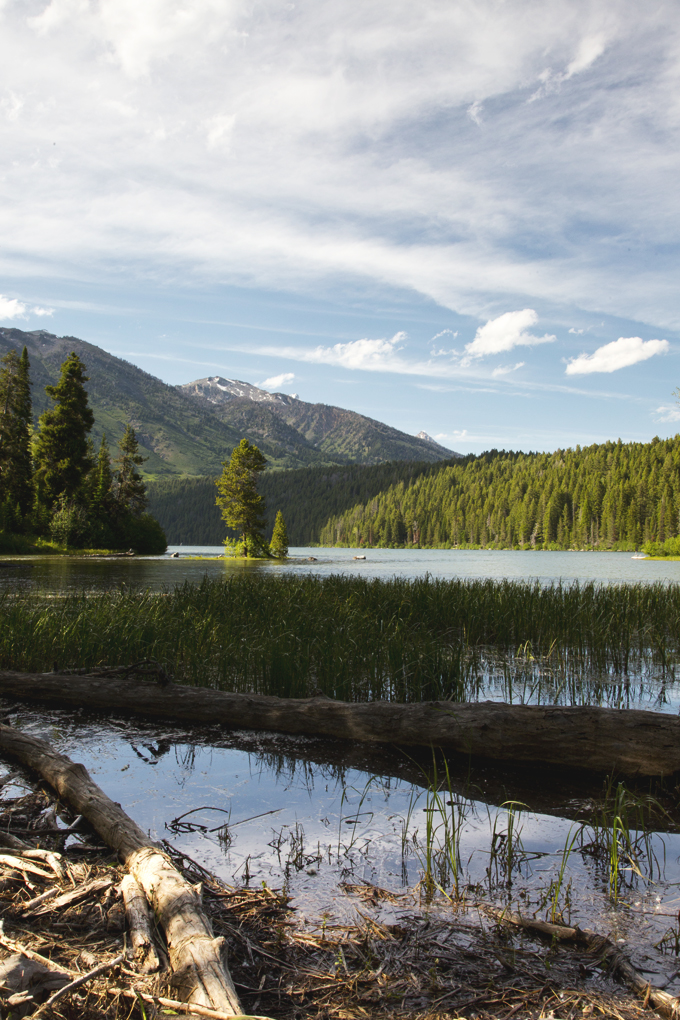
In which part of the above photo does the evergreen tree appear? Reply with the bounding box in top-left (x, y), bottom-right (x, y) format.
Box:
top-left (95, 434), bottom-right (113, 505)
top-left (33, 352), bottom-right (94, 506)
top-left (270, 510), bottom-right (289, 557)
top-left (0, 347), bottom-right (33, 520)
top-left (115, 425), bottom-right (147, 516)
top-left (215, 438), bottom-right (267, 556)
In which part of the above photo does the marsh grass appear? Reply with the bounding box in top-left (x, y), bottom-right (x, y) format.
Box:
top-left (0, 573), bottom-right (679, 703)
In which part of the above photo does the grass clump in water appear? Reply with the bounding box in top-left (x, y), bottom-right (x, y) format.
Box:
top-left (0, 573), bottom-right (679, 703)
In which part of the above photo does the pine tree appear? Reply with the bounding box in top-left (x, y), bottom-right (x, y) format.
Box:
top-left (215, 438), bottom-right (267, 556)
top-left (0, 346), bottom-right (33, 520)
top-left (115, 425), bottom-right (147, 516)
top-left (270, 510), bottom-right (289, 557)
top-left (33, 352), bottom-right (94, 506)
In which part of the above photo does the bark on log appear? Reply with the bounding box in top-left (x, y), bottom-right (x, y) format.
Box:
top-left (0, 670), bottom-right (678, 776)
top-left (0, 724), bottom-right (243, 1016)
top-left (120, 874), bottom-right (167, 974)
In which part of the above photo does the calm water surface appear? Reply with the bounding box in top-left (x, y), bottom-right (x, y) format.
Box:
top-left (0, 546), bottom-right (677, 591)
top-left (2, 551), bottom-right (680, 986)
top-left (2, 704), bottom-right (679, 991)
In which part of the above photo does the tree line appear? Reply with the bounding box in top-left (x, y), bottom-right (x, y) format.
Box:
top-left (0, 347), bottom-right (166, 553)
top-left (317, 437), bottom-right (680, 551)
top-left (146, 458), bottom-right (445, 545)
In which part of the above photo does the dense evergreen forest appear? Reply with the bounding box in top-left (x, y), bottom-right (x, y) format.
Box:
top-left (318, 437), bottom-right (680, 551)
top-left (0, 346), bottom-right (166, 553)
top-left (147, 435), bottom-right (680, 552)
top-left (146, 459), bottom-right (445, 545)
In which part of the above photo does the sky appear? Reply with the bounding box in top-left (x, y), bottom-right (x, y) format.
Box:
top-left (0, 0), bottom-right (679, 455)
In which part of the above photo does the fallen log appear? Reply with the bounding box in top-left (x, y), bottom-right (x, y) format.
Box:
top-left (483, 905), bottom-right (680, 1019)
top-left (120, 873), bottom-right (167, 974)
top-left (0, 724), bottom-right (243, 1016)
top-left (0, 670), bottom-right (678, 776)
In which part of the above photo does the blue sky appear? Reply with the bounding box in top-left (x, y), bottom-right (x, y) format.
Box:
top-left (0, 0), bottom-right (678, 455)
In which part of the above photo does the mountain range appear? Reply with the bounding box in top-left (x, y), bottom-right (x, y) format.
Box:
top-left (0, 328), bottom-right (457, 475)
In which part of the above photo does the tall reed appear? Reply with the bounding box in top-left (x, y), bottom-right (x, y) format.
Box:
top-left (0, 574), bottom-right (677, 702)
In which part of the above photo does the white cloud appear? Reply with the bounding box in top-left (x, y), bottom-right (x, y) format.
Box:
top-left (565, 35), bottom-right (606, 78)
top-left (465, 310), bottom-right (555, 359)
top-left (0, 0), bottom-right (678, 337)
top-left (655, 405), bottom-right (680, 423)
top-left (0, 295), bottom-right (26, 320)
top-left (492, 361), bottom-right (525, 377)
top-left (303, 333), bottom-right (408, 372)
top-left (436, 430), bottom-right (468, 440)
top-left (568, 327), bottom-right (584, 335)
top-left (32, 306), bottom-right (54, 316)
top-left (259, 372), bottom-right (295, 390)
top-left (565, 336), bottom-right (669, 375)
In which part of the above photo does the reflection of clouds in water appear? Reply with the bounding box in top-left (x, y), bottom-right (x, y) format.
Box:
top-left (5, 702), bottom-right (680, 975)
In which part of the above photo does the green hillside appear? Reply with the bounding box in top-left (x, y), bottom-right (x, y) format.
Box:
top-left (0, 329), bottom-right (349, 476)
top-left (147, 458), bottom-right (446, 545)
top-left (318, 437), bottom-right (680, 550)
top-left (0, 328), bottom-right (452, 477)
top-left (149, 436), bottom-right (680, 551)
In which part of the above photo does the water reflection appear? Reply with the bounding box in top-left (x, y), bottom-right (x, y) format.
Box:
top-left (0, 546), bottom-right (679, 594)
top-left (2, 703), bottom-right (680, 986)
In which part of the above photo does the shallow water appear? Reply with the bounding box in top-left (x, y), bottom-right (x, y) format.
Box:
top-left (0, 546), bottom-right (678, 592)
top-left (3, 704), bottom-right (680, 991)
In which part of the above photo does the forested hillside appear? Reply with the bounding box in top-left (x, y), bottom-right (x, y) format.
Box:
top-left (146, 459), bottom-right (447, 545)
top-left (148, 436), bottom-right (680, 550)
top-left (318, 437), bottom-right (680, 550)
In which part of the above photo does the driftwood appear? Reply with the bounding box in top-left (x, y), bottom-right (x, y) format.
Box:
top-left (0, 670), bottom-right (678, 776)
top-left (34, 954), bottom-right (124, 1017)
top-left (483, 905), bottom-right (680, 1019)
top-left (120, 873), bottom-right (167, 973)
top-left (108, 986), bottom-right (274, 1020)
top-left (0, 724), bottom-right (243, 1016)
top-left (0, 830), bottom-right (29, 851)
top-left (28, 877), bottom-right (114, 916)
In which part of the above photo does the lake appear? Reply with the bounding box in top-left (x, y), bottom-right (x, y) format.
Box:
top-left (1, 547), bottom-right (680, 994)
top-left (0, 546), bottom-right (677, 592)
top-left (4, 702), bottom-right (680, 993)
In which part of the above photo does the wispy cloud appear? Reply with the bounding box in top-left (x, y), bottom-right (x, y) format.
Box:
top-left (259, 372), bottom-right (295, 390)
top-left (0, 1), bottom-right (678, 332)
top-left (492, 361), bottom-right (525, 377)
top-left (654, 405), bottom-right (680, 423)
top-left (565, 337), bottom-right (669, 375)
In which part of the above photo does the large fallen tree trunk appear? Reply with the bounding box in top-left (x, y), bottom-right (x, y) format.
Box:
top-left (0, 670), bottom-right (677, 777)
top-left (0, 723), bottom-right (243, 1017)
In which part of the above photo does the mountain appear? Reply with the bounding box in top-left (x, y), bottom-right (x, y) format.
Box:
top-left (0, 328), bottom-right (457, 476)
top-left (179, 376), bottom-right (457, 464)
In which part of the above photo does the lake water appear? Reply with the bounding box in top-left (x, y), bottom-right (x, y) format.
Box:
top-left (0, 546), bottom-right (677, 592)
top-left (2, 546), bottom-right (680, 990)
top-left (3, 703), bottom-right (680, 992)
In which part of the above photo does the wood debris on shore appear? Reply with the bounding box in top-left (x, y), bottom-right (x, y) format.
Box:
top-left (0, 758), bottom-right (674, 1019)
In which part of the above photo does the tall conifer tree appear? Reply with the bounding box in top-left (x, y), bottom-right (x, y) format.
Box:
top-left (270, 510), bottom-right (289, 557)
top-left (114, 424), bottom-right (147, 516)
top-left (33, 352), bottom-right (94, 506)
top-left (0, 346), bottom-right (34, 519)
top-left (215, 438), bottom-right (267, 556)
